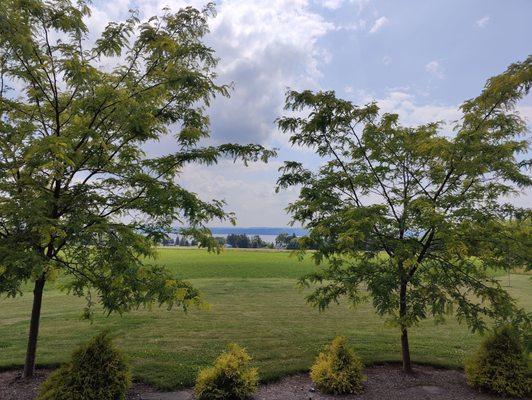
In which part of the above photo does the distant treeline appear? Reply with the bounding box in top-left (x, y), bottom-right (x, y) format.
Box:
top-left (160, 235), bottom-right (198, 247)
top-left (159, 233), bottom-right (303, 249)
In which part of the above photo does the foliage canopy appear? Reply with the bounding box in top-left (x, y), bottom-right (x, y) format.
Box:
top-left (0, 0), bottom-right (274, 375)
top-left (277, 56), bottom-right (532, 371)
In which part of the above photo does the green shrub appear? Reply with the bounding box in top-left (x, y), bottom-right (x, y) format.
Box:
top-left (38, 332), bottom-right (131, 400)
top-left (465, 325), bottom-right (531, 398)
top-left (195, 343), bottom-right (259, 400)
top-left (310, 336), bottom-right (364, 395)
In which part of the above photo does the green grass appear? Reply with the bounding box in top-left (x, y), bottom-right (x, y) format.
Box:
top-left (0, 248), bottom-right (530, 390)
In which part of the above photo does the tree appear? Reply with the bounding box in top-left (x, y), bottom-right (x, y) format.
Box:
top-left (275, 233), bottom-right (291, 248)
top-left (275, 233), bottom-right (300, 249)
top-left (214, 236), bottom-right (226, 246)
top-left (0, 0), bottom-right (274, 377)
top-left (250, 234), bottom-right (266, 248)
top-left (226, 234), bottom-right (250, 248)
top-left (276, 57), bottom-right (531, 372)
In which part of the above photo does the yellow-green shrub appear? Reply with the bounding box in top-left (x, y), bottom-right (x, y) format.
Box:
top-left (37, 332), bottom-right (131, 400)
top-left (195, 343), bottom-right (258, 400)
top-left (465, 325), bottom-right (530, 398)
top-left (310, 336), bottom-right (364, 395)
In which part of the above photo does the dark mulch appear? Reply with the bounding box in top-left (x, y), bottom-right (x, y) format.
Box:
top-left (255, 364), bottom-right (521, 400)
top-left (0, 369), bottom-right (157, 400)
top-left (0, 364), bottom-right (524, 400)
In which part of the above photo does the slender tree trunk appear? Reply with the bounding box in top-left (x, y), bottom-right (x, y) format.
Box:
top-left (399, 281), bottom-right (412, 373)
top-left (401, 327), bottom-right (412, 373)
top-left (23, 274), bottom-right (46, 378)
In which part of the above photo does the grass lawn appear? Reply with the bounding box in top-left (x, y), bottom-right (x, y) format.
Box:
top-left (0, 248), bottom-right (530, 390)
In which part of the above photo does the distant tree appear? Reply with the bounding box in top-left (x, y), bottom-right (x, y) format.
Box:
top-left (0, 0), bottom-right (274, 377)
top-left (275, 233), bottom-right (299, 249)
top-left (174, 235), bottom-right (181, 246)
top-left (226, 234), bottom-right (250, 248)
top-left (276, 57), bottom-right (531, 372)
top-left (250, 235), bottom-right (266, 248)
top-left (214, 236), bottom-right (226, 246)
top-left (286, 235), bottom-right (300, 250)
top-left (275, 233), bottom-right (290, 248)
top-left (179, 237), bottom-right (190, 247)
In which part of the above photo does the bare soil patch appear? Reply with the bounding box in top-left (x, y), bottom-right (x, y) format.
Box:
top-left (0, 364), bottom-right (523, 400)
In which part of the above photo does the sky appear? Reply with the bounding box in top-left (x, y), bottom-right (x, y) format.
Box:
top-left (89, 0), bottom-right (532, 227)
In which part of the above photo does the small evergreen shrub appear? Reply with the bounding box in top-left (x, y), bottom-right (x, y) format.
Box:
top-left (465, 325), bottom-right (531, 398)
top-left (38, 332), bottom-right (131, 400)
top-left (195, 343), bottom-right (259, 400)
top-left (310, 336), bottom-right (364, 395)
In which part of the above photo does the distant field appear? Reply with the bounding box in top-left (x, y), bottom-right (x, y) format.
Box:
top-left (0, 248), bottom-right (529, 390)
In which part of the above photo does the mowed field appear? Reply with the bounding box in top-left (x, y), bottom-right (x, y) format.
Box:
top-left (0, 248), bottom-right (530, 390)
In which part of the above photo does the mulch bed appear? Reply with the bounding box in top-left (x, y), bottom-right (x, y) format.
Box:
top-left (0, 364), bottom-right (522, 400)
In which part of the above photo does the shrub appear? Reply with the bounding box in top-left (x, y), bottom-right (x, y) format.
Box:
top-left (37, 332), bottom-right (131, 400)
top-left (465, 325), bottom-right (530, 398)
top-left (195, 343), bottom-right (259, 400)
top-left (310, 336), bottom-right (364, 395)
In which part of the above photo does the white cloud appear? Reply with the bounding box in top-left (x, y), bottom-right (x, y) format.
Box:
top-left (476, 15), bottom-right (490, 28)
top-left (355, 89), bottom-right (461, 128)
top-left (425, 60), bottom-right (445, 79)
top-left (179, 160), bottom-right (299, 226)
top-left (317, 0), bottom-right (372, 12)
top-left (382, 55), bottom-right (391, 65)
top-left (83, 0), bottom-right (333, 226)
top-left (205, 0), bottom-right (333, 144)
top-left (368, 16), bottom-right (388, 34)
top-left (320, 0), bottom-right (345, 9)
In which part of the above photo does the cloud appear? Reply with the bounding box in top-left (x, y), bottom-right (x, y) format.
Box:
top-left (84, 0), bottom-right (333, 226)
top-left (204, 1), bottom-right (333, 144)
top-left (368, 16), bottom-right (388, 34)
top-left (425, 60), bottom-right (445, 79)
top-left (382, 55), bottom-right (391, 65)
top-left (476, 15), bottom-right (490, 28)
top-left (355, 89), bottom-right (461, 128)
top-left (317, 0), bottom-right (372, 12)
top-left (320, 0), bottom-right (345, 9)
top-left (87, 0), bottom-right (333, 146)
top-left (179, 160), bottom-right (300, 226)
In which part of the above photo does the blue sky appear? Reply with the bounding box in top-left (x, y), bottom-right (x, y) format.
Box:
top-left (90, 0), bottom-right (532, 226)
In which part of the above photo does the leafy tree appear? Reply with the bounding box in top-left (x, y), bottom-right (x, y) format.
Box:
top-left (226, 233), bottom-right (250, 248)
top-left (250, 234), bottom-right (266, 248)
top-left (276, 57), bottom-right (531, 372)
top-left (0, 0), bottom-right (274, 377)
top-left (275, 233), bottom-right (300, 249)
top-left (275, 233), bottom-right (291, 248)
top-left (286, 235), bottom-right (300, 250)
top-left (214, 236), bottom-right (226, 246)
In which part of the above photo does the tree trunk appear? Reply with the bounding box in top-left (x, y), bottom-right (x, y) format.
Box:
top-left (23, 274), bottom-right (46, 378)
top-left (401, 327), bottom-right (412, 373)
top-left (399, 281), bottom-right (412, 373)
